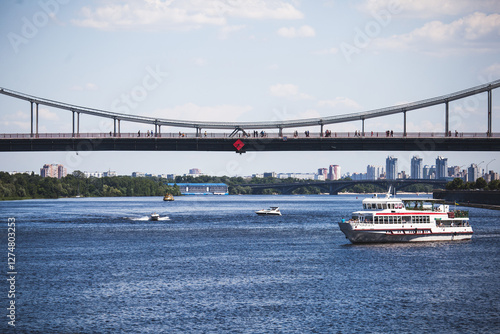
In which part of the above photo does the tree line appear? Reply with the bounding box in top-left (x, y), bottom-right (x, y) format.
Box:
top-left (445, 177), bottom-right (500, 191)
top-left (0, 172), bottom-right (181, 200)
top-left (0, 171), bottom-right (443, 200)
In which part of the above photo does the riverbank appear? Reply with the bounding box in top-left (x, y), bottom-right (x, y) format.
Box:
top-left (433, 190), bottom-right (500, 211)
top-left (442, 201), bottom-right (500, 211)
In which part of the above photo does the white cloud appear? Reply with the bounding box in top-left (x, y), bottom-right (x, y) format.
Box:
top-left (152, 103), bottom-right (253, 122)
top-left (318, 97), bottom-right (361, 110)
top-left (484, 63), bottom-right (500, 79)
top-left (277, 25), bottom-right (316, 38)
top-left (360, 0), bottom-right (500, 18)
top-left (218, 24), bottom-right (245, 39)
top-left (39, 108), bottom-right (60, 121)
top-left (0, 111), bottom-right (30, 131)
top-left (372, 12), bottom-right (500, 55)
top-left (269, 83), bottom-right (313, 99)
top-left (72, 0), bottom-right (303, 31)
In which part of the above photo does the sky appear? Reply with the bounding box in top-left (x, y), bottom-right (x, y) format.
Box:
top-left (0, 0), bottom-right (499, 177)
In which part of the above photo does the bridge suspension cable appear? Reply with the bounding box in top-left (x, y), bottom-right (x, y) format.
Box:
top-left (1, 79), bottom-right (499, 130)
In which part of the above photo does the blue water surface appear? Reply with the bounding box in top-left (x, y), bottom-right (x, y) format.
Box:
top-left (0, 195), bottom-right (499, 333)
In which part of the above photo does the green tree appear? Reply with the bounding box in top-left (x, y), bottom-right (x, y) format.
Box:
top-left (475, 177), bottom-right (487, 189)
top-left (446, 178), bottom-right (464, 190)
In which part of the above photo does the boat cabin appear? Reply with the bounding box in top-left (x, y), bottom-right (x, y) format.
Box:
top-left (362, 193), bottom-right (405, 210)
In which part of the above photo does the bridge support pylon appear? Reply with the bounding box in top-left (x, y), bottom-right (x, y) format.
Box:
top-left (445, 101), bottom-right (449, 137)
top-left (488, 89), bottom-right (492, 137)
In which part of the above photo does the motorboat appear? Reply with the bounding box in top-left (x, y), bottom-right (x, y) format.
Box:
top-left (255, 207), bottom-right (282, 216)
top-left (163, 193), bottom-right (174, 201)
top-left (150, 213), bottom-right (160, 221)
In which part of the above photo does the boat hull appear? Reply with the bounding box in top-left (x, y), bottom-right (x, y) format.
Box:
top-left (338, 223), bottom-right (473, 243)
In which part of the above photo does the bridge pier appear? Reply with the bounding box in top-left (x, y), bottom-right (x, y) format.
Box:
top-left (35, 103), bottom-right (39, 138)
top-left (320, 123), bottom-right (323, 137)
top-left (362, 118), bottom-right (365, 136)
top-left (72, 111), bottom-right (75, 137)
top-left (445, 101), bottom-right (450, 137)
top-left (77, 112), bottom-right (80, 137)
top-left (30, 101), bottom-right (33, 138)
top-left (488, 89), bottom-right (492, 137)
top-left (403, 110), bottom-right (407, 137)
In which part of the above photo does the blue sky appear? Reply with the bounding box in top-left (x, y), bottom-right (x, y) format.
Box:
top-left (1, 0), bottom-right (499, 176)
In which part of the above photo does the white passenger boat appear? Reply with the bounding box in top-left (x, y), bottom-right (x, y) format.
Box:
top-left (338, 193), bottom-right (473, 243)
top-left (255, 207), bottom-right (282, 216)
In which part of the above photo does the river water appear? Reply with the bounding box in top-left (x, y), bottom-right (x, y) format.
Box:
top-left (0, 195), bottom-right (499, 333)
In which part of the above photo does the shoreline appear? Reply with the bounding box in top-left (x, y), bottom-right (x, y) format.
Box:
top-left (443, 201), bottom-right (500, 211)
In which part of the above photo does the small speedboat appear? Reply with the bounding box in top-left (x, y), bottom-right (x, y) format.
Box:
top-left (255, 207), bottom-right (282, 216)
top-left (150, 213), bottom-right (160, 221)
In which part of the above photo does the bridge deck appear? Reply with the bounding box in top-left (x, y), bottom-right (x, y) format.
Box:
top-left (1, 133), bottom-right (499, 151)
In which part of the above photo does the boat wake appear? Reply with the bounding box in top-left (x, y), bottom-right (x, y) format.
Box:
top-left (127, 216), bottom-right (171, 221)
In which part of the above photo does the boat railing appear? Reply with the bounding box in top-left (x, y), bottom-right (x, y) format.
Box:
top-left (449, 210), bottom-right (469, 218)
top-left (436, 220), bottom-right (470, 227)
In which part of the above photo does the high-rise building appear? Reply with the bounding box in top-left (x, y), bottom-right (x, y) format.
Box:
top-left (410, 156), bottom-right (423, 179)
top-left (366, 165), bottom-right (383, 180)
top-left (385, 156), bottom-right (398, 180)
top-left (448, 166), bottom-right (460, 177)
top-left (103, 170), bottom-right (117, 177)
top-left (468, 164), bottom-right (479, 182)
top-left (318, 168), bottom-right (328, 180)
top-left (40, 164), bottom-right (66, 179)
top-left (436, 156), bottom-right (448, 179)
top-left (328, 165), bottom-right (341, 180)
top-left (263, 172), bottom-right (276, 178)
top-left (423, 165), bottom-right (436, 179)
top-left (189, 168), bottom-right (202, 175)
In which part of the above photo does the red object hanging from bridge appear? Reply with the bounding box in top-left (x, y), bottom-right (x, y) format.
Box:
top-left (233, 139), bottom-right (245, 151)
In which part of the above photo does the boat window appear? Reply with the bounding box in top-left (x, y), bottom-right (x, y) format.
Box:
top-left (372, 204), bottom-right (376, 209)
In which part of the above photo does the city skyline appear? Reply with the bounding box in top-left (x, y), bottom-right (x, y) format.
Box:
top-left (1, 1), bottom-right (499, 175)
top-left (19, 153), bottom-right (499, 183)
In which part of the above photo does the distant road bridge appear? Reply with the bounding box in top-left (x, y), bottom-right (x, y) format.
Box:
top-left (0, 80), bottom-right (499, 152)
top-left (237, 179), bottom-right (448, 195)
